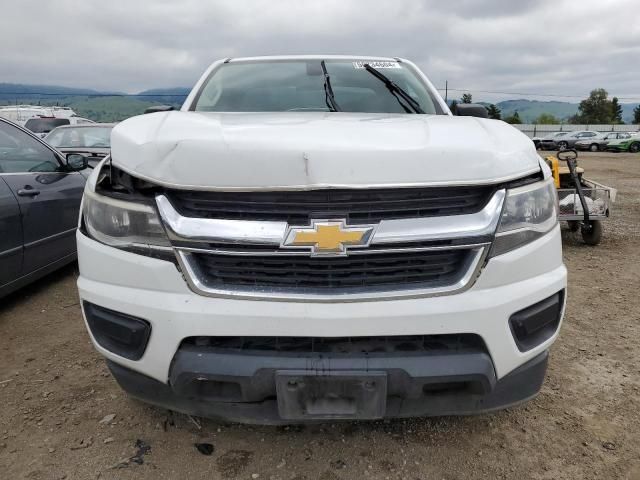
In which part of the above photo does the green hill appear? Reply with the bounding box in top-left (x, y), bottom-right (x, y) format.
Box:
top-left (0, 83), bottom-right (112, 102)
top-left (0, 83), bottom-right (187, 122)
top-left (135, 87), bottom-right (190, 104)
top-left (68, 96), bottom-right (168, 122)
top-left (493, 99), bottom-right (638, 124)
top-left (495, 100), bottom-right (578, 123)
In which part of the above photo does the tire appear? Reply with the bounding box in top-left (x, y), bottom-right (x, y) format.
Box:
top-left (589, 143), bottom-right (599, 152)
top-left (629, 142), bottom-right (640, 153)
top-left (557, 141), bottom-right (568, 151)
top-left (581, 221), bottom-right (603, 245)
top-left (568, 220), bottom-right (580, 232)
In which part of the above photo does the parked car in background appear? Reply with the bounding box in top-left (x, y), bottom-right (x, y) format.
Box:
top-left (45, 123), bottom-right (114, 167)
top-left (606, 135), bottom-right (640, 153)
top-left (24, 116), bottom-right (94, 138)
top-left (536, 132), bottom-right (568, 150)
top-left (575, 132), bottom-right (632, 152)
top-left (0, 118), bottom-right (90, 298)
top-left (0, 105), bottom-right (78, 125)
top-left (540, 131), bottom-right (601, 150)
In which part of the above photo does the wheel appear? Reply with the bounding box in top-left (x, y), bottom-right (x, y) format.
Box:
top-left (589, 143), bottom-right (599, 152)
top-left (568, 220), bottom-right (580, 232)
top-left (557, 141), bottom-right (568, 151)
top-left (629, 142), bottom-right (640, 153)
top-left (581, 221), bottom-right (603, 245)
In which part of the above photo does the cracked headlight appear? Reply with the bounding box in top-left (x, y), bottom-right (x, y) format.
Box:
top-left (490, 178), bottom-right (558, 257)
top-left (82, 188), bottom-right (171, 252)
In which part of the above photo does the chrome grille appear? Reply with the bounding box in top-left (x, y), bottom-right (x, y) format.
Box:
top-left (156, 187), bottom-right (505, 301)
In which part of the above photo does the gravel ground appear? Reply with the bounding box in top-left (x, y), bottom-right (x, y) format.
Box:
top-left (1, 151), bottom-right (639, 480)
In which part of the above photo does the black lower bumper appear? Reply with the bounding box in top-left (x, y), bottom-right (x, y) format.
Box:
top-left (107, 348), bottom-right (549, 425)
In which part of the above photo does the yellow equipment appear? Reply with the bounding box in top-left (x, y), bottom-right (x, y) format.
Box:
top-left (544, 155), bottom-right (585, 189)
top-left (543, 150), bottom-right (614, 245)
top-left (544, 155), bottom-right (560, 188)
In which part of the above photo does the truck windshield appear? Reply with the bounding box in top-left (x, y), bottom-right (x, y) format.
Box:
top-left (191, 60), bottom-right (442, 114)
top-left (24, 118), bottom-right (70, 134)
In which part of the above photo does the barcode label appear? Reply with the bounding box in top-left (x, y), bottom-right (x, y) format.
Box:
top-left (353, 61), bottom-right (401, 69)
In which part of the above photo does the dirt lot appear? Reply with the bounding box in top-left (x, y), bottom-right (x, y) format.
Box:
top-left (1, 151), bottom-right (639, 480)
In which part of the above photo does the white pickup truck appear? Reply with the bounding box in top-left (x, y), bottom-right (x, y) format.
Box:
top-left (77, 55), bottom-right (566, 423)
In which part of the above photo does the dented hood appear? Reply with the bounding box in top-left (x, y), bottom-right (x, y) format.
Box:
top-left (110, 111), bottom-right (541, 190)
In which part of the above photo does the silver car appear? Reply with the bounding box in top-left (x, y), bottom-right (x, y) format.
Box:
top-left (539, 131), bottom-right (600, 151)
top-left (45, 123), bottom-right (114, 167)
top-left (575, 132), bottom-right (632, 152)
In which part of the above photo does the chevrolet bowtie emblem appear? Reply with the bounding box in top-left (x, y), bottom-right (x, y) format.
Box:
top-left (282, 219), bottom-right (376, 256)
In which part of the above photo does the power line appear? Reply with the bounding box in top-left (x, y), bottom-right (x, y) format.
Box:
top-left (2, 89), bottom-right (640, 101)
top-left (0, 92), bottom-right (188, 97)
top-left (436, 87), bottom-right (640, 102)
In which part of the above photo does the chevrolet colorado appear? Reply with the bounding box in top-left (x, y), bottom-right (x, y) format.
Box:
top-left (77, 56), bottom-right (566, 423)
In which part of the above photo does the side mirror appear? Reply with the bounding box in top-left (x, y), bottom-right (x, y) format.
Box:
top-left (144, 105), bottom-right (175, 114)
top-left (454, 104), bottom-right (489, 119)
top-left (65, 153), bottom-right (89, 171)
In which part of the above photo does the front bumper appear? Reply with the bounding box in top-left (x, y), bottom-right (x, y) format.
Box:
top-left (106, 350), bottom-right (549, 424)
top-left (77, 224), bottom-right (566, 421)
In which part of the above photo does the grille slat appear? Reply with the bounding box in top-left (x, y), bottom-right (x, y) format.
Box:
top-left (167, 186), bottom-right (495, 223)
top-left (185, 334), bottom-right (486, 354)
top-left (192, 249), bottom-right (469, 291)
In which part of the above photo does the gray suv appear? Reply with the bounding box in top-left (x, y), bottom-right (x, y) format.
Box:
top-left (539, 130), bottom-right (600, 150)
top-left (0, 118), bottom-right (89, 298)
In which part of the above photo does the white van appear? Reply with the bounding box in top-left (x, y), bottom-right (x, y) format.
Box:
top-left (0, 105), bottom-right (93, 137)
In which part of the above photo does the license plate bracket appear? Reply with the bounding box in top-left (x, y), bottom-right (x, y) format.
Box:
top-left (276, 370), bottom-right (387, 420)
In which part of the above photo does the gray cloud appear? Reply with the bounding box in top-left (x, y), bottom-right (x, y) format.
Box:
top-left (1, 0), bottom-right (639, 102)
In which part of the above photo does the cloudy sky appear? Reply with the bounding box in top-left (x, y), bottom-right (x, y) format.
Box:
top-left (2, 0), bottom-right (639, 102)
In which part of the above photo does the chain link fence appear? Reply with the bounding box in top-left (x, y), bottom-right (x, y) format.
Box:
top-left (514, 124), bottom-right (639, 138)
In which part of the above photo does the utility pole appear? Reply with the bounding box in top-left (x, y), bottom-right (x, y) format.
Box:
top-left (445, 80), bottom-right (448, 104)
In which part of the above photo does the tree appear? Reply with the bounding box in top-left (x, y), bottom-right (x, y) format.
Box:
top-left (486, 104), bottom-right (501, 120)
top-left (504, 111), bottom-right (522, 124)
top-left (534, 113), bottom-right (559, 125)
top-left (634, 105), bottom-right (640, 125)
top-left (611, 97), bottom-right (623, 124)
top-left (461, 93), bottom-right (473, 104)
top-left (574, 88), bottom-right (614, 124)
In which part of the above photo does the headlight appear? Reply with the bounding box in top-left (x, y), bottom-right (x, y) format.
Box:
top-left (490, 178), bottom-right (558, 257)
top-left (82, 189), bottom-right (171, 252)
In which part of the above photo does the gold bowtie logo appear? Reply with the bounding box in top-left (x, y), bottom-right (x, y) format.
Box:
top-left (282, 220), bottom-right (375, 256)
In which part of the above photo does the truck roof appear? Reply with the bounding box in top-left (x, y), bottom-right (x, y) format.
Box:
top-left (225, 55), bottom-right (403, 63)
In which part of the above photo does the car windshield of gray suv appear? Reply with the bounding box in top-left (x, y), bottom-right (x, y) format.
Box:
top-left (45, 126), bottom-right (112, 148)
top-left (192, 60), bottom-right (441, 114)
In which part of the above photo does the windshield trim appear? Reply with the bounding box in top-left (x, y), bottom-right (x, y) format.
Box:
top-left (187, 58), bottom-right (445, 115)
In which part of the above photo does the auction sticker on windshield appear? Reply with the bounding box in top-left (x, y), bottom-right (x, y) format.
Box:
top-left (353, 61), bottom-right (401, 69)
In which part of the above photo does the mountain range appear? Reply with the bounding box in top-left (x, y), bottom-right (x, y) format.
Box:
top-left (0, 83), bottom-right (637, 123)
top-left (482, 99), bottom-right (638, 124)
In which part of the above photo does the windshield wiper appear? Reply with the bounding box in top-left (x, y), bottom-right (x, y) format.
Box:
top-left (320, 60), bottom-right (341, 112)
top-left (363, 64), bottom-right (424, 114)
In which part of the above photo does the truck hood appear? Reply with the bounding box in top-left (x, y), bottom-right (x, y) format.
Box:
top-left (110, 111), bottom-right (541, 190)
